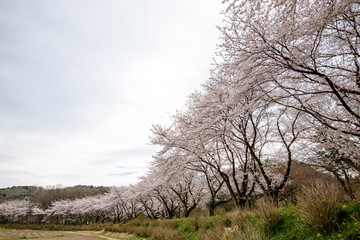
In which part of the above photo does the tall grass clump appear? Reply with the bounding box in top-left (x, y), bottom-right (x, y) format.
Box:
top-left (256, 197), bottom-right (283, 235)
top-left (224, 224), bottom-right (262, 240)
top-left (196, 224), bottom-right (261, 240)
top-left (231, 210), bottom-right (249, 228)
top-left (196, 227), bottom-right (224, 240)
top-left (298, 183), bottom-right (345, 233)
top-left (151, 226), bottom-right (182, 240)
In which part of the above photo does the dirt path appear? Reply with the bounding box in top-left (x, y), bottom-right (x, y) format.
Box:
top-left (0, 229), bottom-right (135, 240)
top-left (69, 230), bottom-right (135, 239)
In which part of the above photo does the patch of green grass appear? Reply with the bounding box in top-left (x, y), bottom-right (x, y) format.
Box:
top-left (176, 219), bottom-right (197, 240)
top-left (334, 200), bottom-right (360, 240)
top-left (270, 207), bottom-right (315, 240)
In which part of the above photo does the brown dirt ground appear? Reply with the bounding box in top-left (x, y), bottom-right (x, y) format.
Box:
top-left (0, 229), bottom-right (134, 239)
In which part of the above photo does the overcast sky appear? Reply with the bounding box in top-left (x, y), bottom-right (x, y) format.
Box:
top-left (0, 0), bottom-right (223, 188)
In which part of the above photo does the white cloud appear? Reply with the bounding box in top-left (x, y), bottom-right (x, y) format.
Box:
top-left (0, 0), bottom-right (223, 188)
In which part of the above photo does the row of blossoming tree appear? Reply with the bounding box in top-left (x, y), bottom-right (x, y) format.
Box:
top-left (1, 0), bottom-right (359, 224)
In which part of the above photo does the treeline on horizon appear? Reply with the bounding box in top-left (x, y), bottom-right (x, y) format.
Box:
top-left (1, 0), bottom-right (359, 237)
top-left (0, 185), bottom-right (109, 207)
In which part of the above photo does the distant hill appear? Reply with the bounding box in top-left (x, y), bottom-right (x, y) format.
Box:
top-left (0, 186), bottom-right (42, 202)
top-left (289, 161), bottom-right (335, 186)
top-left (0, 185), bottom-right (110, 208)
top-left (276, 161), bottom-right (337, 202)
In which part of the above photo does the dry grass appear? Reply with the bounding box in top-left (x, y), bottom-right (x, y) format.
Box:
top-left (297, 183), bottom-right (345, 232)
top-left (255, 197), bottom-right (282, 232)
top-left (224, 225), bottom-right (262, 240)
top-left (196, 228), bottom-right (224, 240)
top-left (151, 226), bottom-right (182, 240)
top-left (231, 211), bottom-right (245, 226)
top-left (196, 224), bottom-right (261, 240)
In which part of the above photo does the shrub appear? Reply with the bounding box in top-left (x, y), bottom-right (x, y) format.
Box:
top-left (190, 217), bottom-right (200, 232)
top-left (107, 224), bottom-right (122, 233)
top-left (196, 228), bottom-right (224, 240)
top-left (129, 218), bottom-right (142, 227)
top-left (133, 226), bottom-right (151, 238)
top-left (231, 210), bottom-right (249, 228)
top-left (199, 217), bottom-right (215, 230)
top-left (212, 214), bottom-right (232, 229)
top-left (159, 219), bottom-right (177, 229)
top-left (151, 226), bottom-right (182, 240)
top-left (298, 183), bottom-right (345, 233)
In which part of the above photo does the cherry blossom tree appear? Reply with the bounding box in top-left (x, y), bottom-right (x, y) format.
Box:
top-left (132, 183), bottom-right (162, 219)
top-left (308, 132), bottom-right (358, 198)
top-left (106, 187), bottom-right (127, 223)
top-left (137, 167), bottom-right (182, 219)
top-left (151, 78), bottom-right (307, 205)
top-left (219, 0), bottom-right (360, 172)
top-left (188, 161), bottom-right (229, 216)
top-left (167, 169), bottom-right (206, 217)
top-left (0, 200), bottom-right (31, 223)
